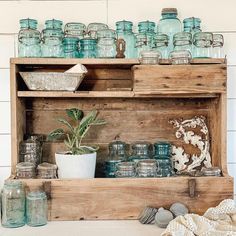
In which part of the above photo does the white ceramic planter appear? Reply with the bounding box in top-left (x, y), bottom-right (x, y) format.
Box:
top-left (55, 152), bottom-right (97, 179)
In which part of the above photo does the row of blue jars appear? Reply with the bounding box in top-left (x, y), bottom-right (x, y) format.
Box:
top-left (1, 180), bottom-right (47, 228)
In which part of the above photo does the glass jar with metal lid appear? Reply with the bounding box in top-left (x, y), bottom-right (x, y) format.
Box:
top-left (1, 180), bottom-right (25, 228)
top-left (87, 23), bottom-right (108, 39)
top-left (16, 162), bottom-right (36, 179)
top-left (140, 50), bottom-right (161, 64)
top-left (37, 162), bottom-right (57, 179)
top-left (45, 19), bottom-right (63, 30)
top-left (26, 191), bottom-right (47, 227)
top-left (115, 162), bottom-right (136, 178)
top-left (79, 38), bottom-right (97, 58)
top-left (173, 32), bottom-right (192, 52)
top-left (18, 18), bottom-right (41, 58)
top-left (64, 22), bottom-right (86, 39)
top-left (116, 20), bottom-right (137, 58)
top-left (183, 17), bottom-right (201, 35)
top-left (63, 37), bottom-right (80, 58)
top-left (212, 34), bottom-right (224, 58)
top-left (152, 34), bottom-right (169, 59)
top-left (169, 50), bottom-right (192, 65)
top-left (193, 32), bottom-right (213, 58)
top-left (136, 159), bottom-right (158, 177)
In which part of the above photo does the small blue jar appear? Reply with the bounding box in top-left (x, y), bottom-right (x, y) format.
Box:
top-left (63, 37), bottom-right (80, 58)
top-left (79, 38), bottom-right (97, 58)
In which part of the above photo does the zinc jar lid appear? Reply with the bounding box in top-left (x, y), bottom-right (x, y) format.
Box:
top-left (37, 162), bottom-right (57, 170)
top-left (162, 8), bottom-right (178, 14)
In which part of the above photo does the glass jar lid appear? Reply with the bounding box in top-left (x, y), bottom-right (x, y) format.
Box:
top-left (140, 50), bottom-right (161, 58)
top-left (42, 28), bottom-right (64, 38)
top-left (18, 29), bottom-right (41, 40)
top-left (27, 191), bottom-right (47, 200)
top-left (97, 29), bottom-right (116, 39)
top-left (173, 32), bottom-right (192, 45)
top-left (20, 18), bottom-right (38, 30)
top-left (116, 20), bottom-right (133, 31)
top-left (109, 140), bottom-right (127, 151)
top-left (45, 19), bottom-right (63, 29)
top-left (116, 162), bottom-right (135, 171)
top-left (183, 17), bottom-right (201, 27)
top-left (162, 8), bottom-right (178, 14)
top-left (201, 167), bottom-right (221, 176)
top-left (193, 32), bottom-right (213, 47)
top-left (152, 34), bottom-right (169, 47)
top-left (138, 21), bottom-right (155, 33)
top-left (16, 162), bottom-right (35, 170)
top-left (4, 179), bottom-right (23, 187)
top-left (213, 34), bottom-right (224, 47)
top-left (65, 22), bottom-right (86, 31)
top-left (37, 162), bottom-right (57, 171)
top-left (137, 159), bottom-right (157, 168)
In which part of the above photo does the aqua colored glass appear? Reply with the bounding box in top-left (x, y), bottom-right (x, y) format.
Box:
top-left (183, 17), bottom-right (201, 34)
top-left (152, 34), bottom-right (169, 59)
top-left (138, 21), bottom-right (156, 33)
top-left (18, 19), bottom-right (41, 58)
top-left (173, 32), bottom-right (192, 53)
top-left (79, 38), bottom-right (97, 58)
top-left (154, 142), bottom-right (172, 158)
top-left (64, 22), bottom-right (86, 39)
top-left (26, 191), bottom-right (47, 227)
top-left (1, 180), bottom-right (25, 228)
top-left (45, 19), bottom-right (63, 30)
top-left (136, 33), bottom-right (155, 58)
top-left (97, 29), bottom-right (117, 58)
top-left (87, 23), bottom-right (108, 39)
top-left (156, 159), bottom-right (173, 177)
top-left (116, 20), bottom-right (137, 58)
top-left (41, 28), bottom-right (64, 58)
top-left (63, 37), bottom-right (79, 58)
top-left (158, 8), bottom-right (182, 52)
top-left (212, 34), bottom-right (224, 58)
top-left (193, 32), bottom-right (213, 58)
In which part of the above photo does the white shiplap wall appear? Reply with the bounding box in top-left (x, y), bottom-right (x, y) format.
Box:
top-left (0, 0), bottom-right (235, 192)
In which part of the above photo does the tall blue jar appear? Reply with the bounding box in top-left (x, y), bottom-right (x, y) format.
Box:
top-left (80, 38), bottom-right (97, 58)
top-left (18, 19), bottom-right (41, 58)
top-left (1, 180), bottom-right (25, 228)
top-left (116, 20), bottom-right (137, 58)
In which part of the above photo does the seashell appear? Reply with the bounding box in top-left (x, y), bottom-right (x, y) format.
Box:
top-left (170, 202), bottom-right (189, 217)
top-left (155, 207), bottom-right (174, 228)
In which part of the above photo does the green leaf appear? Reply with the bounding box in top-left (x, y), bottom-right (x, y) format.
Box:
top-left (91, 119), bottom-right (106, 126)
top-left (58, 118), bottom-right (74, 133)
top-left (47, 128), bottom-right (64, 141)
top-left (79, 110), bottom-right (97, 137)
top-left (66, 108), bottom-right (83, 121)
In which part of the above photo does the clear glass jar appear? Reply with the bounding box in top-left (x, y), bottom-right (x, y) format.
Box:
top-left (173, 32), bottom-right (192, 52)
top-left (152, 34), bottom-right (169, 59)
top-left (79, 38), bottom-right (97, 58)
top-left (41, 28), bottom-right (64, 58)
top-left (156, 159), bottom-right (173, 177)
top-left (63, 37), bottom-right (80, 58)
top-left (116, 20), bottom-right (137, 58)
top-left (18, 19), bottom-right (41, 58)
top-left (154, 142), bottom-right (172, 158)
top-left (201, 167), bottom-right (221, 176)
top-left (193, 32), bottom-right (213, 58)
top-left (37, 162), bottom-right (57, 179)
top-left (87, 23), bottom-right (108, 39)
top-left (16, 162), bottom-right (36, 179)
top-left (136, 159), bottom-right (158, 177)
top-left (19, 139), bottom-right (42, 166)
top-left (212, 34), bottom-right (224, 58)
top-left (45, 19), bottom-right (63, 30)
top-left (115, 162), bottom-right (136, 178)
top-left (64, 22), bottom-right (86, 39)
top-left (105, 141), bottom-right (129, 178)
top-left (158, 8), bottom-right (182, 52)
top-left (183, 17), bottom-right (201, 35)
top-left (139, 50), bottom-right (161, 64)
top-left (97, 29), bottom-right (117, 58)
top-left (169, 50), bottom-right (192, 65)
top-left (26, 191), bottom-right (47, 227)
top-left (1, 180), bottom-right (25, 228)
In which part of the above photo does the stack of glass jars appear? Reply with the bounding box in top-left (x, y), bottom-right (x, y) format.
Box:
top-left (154, 142), bottom-right (173, 177)
top-left (136, 159), bottom-right (158, 177)
top-left (116, 20), bottom-right (137, 58)
top-left (87, 23), bottom-right (108, 39)
top-left (104, 141), bottom-right (128, 177)
top-left (41, 19), bottom-right (64, 58)
top-left (18, 19), bottom-right (41, 58)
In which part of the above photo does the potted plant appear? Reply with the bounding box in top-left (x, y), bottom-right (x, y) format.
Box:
top-left (47, 108), bottom-right (106, 179)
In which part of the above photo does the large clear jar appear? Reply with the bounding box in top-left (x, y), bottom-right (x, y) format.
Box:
top-left (16, 162), bottom-right (36, 179)
top-left (105, 141), bottom-right (128, 178)
top-left (79, 38), bottom-right (97, 58)
top-left (1, 180), bottom-right (25, 228)
top-left (26, 191), bottom-right (47, 227)
top-left (116, 20), bottom-right (137, 58)
top-left (128, 141), bottom-right (153, 163)
top-left (115, 162), bottom-right (136, 178)
top-left (97, 29), bottom-right (117, 58)
top-left (64, 22), bottom-right (86, 39)
top-left (212, 34), bottom-right (224, 58)
top-left (193, 32), bottom-right (213, 58)
top-left (183, 17), bottom-right (201, 35)
top-left (18, 19), bottom-right (41, 58)
top-left (173, 32), bottom-right (192, 53)
top-left (87, 23), bottom-right (108, 39)
top-left (63, 37), bottom-right (80, 58)
top-left (37, 162), bottom-right (57, 179)
top-left (158, 8), bottom-right (182, 52)
top-left (136, 159), bottom-right (158, 177)
top-left (152, 34), bottom-right (169, 59)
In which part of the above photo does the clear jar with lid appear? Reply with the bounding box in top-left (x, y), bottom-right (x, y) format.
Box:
top-left (87, 23), bottom-right (108, 39)
top-left (64, 22), bottom-right (86, 39)
top-left (139, 50), bottom-right (161, 64)
top-left (79, 38), bottom-right (97, 58)
top-left (212, 34), bottom-right (224, 58)
top-left (1, 180), bottom-right (25, 228)
top-left (37, 162), bottom-right (57, 179)
top-left (169, 50), bottom-right (192, 65)
top-left (193, 32), bottom-right (213, 58)
top-left (63, 37), bottom-right (80, 58)
top-left (173, 32), bottom-right (192, 52)
top-left (115, 162), bottom-right (136, 178)
top-left (152, 34), bottom-right (169, 59)
top-left (16, 162), bottom-right (36, 179)
top-left (18, 18), bottom-right (41, 58)
top-left (116, 20), bottom-right (137, 58)
top-left (136, 159), bottom-right (158, 177)
top-left (183, 17), bottom-right (201, 35)
top-left (26, 191), bottom-right (47, 227)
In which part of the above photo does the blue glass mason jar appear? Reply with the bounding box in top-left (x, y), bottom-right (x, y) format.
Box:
top-left (26, 191), bottom-right (47, 227)
top-left (64, 22), bottom-right (86, 39)
top-left (63, 37), bottom-right (80, 58)
top-left (152, 34), bottom-right (169, 59)
top-left (18, 19), bottom-right (41, 57)
top-left (45, 19), bottom-right (63, 30)
top-left (116, 20), bottom-right (137, 58)
top-left (183, 17), bottom-right (201, 35)
top-left (87, 23), bottom-right (109, 39)
top-left (79, 38), bottom-right (97, 58)
top-left (173, 32), bottom-right (192, 53)
top-left (193, 32), bottom-right (213, 58)
top-left (158, 8), bottom-right (182, 52)
top-left (1, 180), bottom-right (25, 228)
